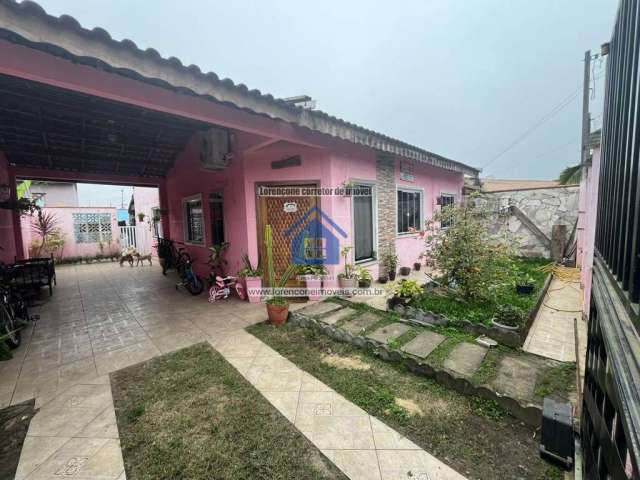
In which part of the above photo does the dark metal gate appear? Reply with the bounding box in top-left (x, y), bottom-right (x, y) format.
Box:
top-left (584, 0), bottom-right (640, 478)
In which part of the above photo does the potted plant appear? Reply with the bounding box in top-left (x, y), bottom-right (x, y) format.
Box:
top-left (338, 246), bottom-right (358, 293)
top-left (382, 252), bottom-right (398, 281)
top-left (297, 264), bottom-right (327, 301)
top-left (264, 225), bottom-right (297, 325)
top-left (238, 253), bottom-right (262, 303)
top-left (137, 212), bottom-right (146, 223)
top-left (388, 279), bottom-right (423, 309)
top-left (378, 275), bottom-right (388, 284)
top-left (399, 266), bottom-right (411, 276)
top-left (356, 266), bottom-right (372, 288)
top-left (492, 304), bottom-right (525, 331)
top-left (413, 259), bottom-right (422, 271)
top-left (208, 242), bottom-right (230, 279)
top-left (516, 273), bottom-right (536, 295)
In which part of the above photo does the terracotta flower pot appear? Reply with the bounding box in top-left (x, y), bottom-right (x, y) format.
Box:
top-left (266, 303), bottom-right (289, 325)
top-left (245, 276), bottom-right (262, 303)
top-left (305, 277), bottom-right (323, 301)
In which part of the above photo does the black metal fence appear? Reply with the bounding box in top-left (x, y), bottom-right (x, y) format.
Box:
top-left (585, 0), bottom-right (640, 478)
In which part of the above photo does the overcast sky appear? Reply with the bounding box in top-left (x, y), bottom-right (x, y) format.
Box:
top-left (37, 0), bottom-right (618, 192)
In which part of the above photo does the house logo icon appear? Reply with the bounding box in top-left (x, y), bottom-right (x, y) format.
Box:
top-left (284, 206), bottom-right (347, 265)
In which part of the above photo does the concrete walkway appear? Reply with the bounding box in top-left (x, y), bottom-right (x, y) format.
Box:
top-left (1, 263), bottom-right (464, 480)
top-left (523, 277), bottom-right (583, 362)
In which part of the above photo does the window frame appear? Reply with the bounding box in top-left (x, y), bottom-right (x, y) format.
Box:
top-left (396, 186), bottom-right (424, 236)
top-left (182, 194), bottom-right (205, 245)
top-left (439, 192), bottom-right (456, 228)
top-left (209, 191), bottom-right (225, 246)
top-left (350, 180), bottom-right (378, 264)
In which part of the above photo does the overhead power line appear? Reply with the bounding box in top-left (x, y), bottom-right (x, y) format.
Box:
top-left (481, 73), bottom-right (605, 172)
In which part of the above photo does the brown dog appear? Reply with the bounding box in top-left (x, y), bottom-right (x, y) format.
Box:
top-left (134, 253), bottom-right (153, 266)
top-left (119, 254), bottom-right (134, 267)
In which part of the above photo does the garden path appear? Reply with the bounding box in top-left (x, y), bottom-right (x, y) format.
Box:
top-left (2, 263), bottom-right (465, 480)
top-left (523, 277), bottom-right (583, 363)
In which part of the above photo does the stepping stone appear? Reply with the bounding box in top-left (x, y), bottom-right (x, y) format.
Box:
top-left (401, 331), bottom-right (446, 358)
top-left (491, 355), bottom-right (544, 402)
top-left (444, 342), bottom-right (487, 378)
top-left (341, 313), bottom-right (381, 336)
top-left (320, 307), bottom-right (356, 326)
top-left (299, 302), bottom-right (343, 317)
top-left (366, 323), bottom-right (411, 343)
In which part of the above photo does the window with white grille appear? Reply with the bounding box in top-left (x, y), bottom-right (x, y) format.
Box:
top-left (73, 213), bottom-right (112, 243)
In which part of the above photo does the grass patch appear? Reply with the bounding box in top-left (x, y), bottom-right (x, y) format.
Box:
top-left (387, 328), bottom-right (420, 350)
top-left (425, 337), bottom-right (464, 369)
top-left (415, 257), bottom-right (549, 325)
top-left (472, 346), bottom-right (511, 386)
top-left (248, 322), bottom-right (561, 479)
top-left (535, 362), bottom-right (576, 399)
top-left (110, 343), bottom-right (346, 480)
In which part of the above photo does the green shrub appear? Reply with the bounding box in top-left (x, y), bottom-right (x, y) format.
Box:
top-left (391, 280), bottom-right (423, 301)
top-left (423, 194), bottom-right (516, 302)
top-left (494, 304), bottom-right (525, 328)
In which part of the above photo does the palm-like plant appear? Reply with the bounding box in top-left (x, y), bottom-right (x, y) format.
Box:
top-left (31, 211), bottom-right (60, 257)
top-left (558, 165), bottom-right (582, 185)
top-left (264, 225), bottom-right (297, 306)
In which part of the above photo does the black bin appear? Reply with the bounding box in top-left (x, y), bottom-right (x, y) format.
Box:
top-left (540, 397), bottom-right (574, 469)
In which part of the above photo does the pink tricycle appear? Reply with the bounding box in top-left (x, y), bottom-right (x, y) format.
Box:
top-left (208, 275), bottom-right (246, 303)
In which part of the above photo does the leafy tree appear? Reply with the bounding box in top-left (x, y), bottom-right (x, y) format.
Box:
top-left (558, 165), bottom-right (582, 185)
top-left (423, 196), bottom-right (516, 302)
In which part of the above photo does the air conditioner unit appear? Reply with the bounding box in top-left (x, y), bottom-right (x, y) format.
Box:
top-left (200, 128), bottom-right (231, 170)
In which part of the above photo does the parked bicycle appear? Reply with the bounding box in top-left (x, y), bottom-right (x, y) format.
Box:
top-left (0, 263), bottom-right (34, 349)
top-left (175, 257), bottom-right (204, 295)
top-left (155, 238), bottom-right (204, 295)
top-left (208, 275), bottom-right (245, 303)
top-left (156, 238), bottom-right (190, 276)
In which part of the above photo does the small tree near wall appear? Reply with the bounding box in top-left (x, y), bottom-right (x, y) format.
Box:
top-left (423, 195), bottom-right (516, 302)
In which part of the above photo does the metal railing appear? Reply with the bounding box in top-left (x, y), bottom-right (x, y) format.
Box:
top-left (584, 0), bottom-right (640, 478)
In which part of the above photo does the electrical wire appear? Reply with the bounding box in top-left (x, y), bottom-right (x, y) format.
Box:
top-left (481, 73), bottom-right (606, 173)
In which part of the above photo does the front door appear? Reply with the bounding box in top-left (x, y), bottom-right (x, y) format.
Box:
top-left (257, 184), bottom-right (318, 283)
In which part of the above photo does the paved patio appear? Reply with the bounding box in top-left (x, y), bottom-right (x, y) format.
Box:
top-left (1, 263), bottom-right (464, 480)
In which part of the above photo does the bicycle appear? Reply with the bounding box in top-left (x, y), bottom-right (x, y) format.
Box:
top-left (175, 257), bottom-right (204, 295)
top-left (208, 275), bottom-right (245, 303)
top-left (0, 263), bottom-right (33, 349)
top-left (156, 238), bottom-right (191, 276)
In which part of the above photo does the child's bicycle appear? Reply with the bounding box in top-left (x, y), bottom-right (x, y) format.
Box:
top-left (208, 275), bottom-right (246, 303)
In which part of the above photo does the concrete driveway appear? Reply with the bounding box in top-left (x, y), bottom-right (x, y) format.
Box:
top-left (1, 263), bottom-right (464, 480)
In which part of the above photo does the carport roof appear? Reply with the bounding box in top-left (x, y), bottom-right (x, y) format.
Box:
top-left (0, 0), bottom-right (479, 176)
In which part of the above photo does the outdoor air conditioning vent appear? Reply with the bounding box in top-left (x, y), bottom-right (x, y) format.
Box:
top-left (200, 127), bottom-right (231, 170)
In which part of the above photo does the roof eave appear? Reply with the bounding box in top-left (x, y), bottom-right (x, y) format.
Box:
top-left (0, 0), bottom-right (479, 176)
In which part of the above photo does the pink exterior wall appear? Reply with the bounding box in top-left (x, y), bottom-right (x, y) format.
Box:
top-left (0, 38), bottom-right (466, 277)
top-left (20, 207), bottom-right (119, 259)
top-left (395, 161), bottom-right (463, 272)
top-left (578, 146), bottom-right (601, 318)
top-left (164, 130), bottom-right (463, 281)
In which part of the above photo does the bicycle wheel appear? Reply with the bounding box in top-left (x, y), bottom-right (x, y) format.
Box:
top-left (208, 286), bottom-right (220, 303)
top-left (176, 252), bottom-right (192, 277)
top-left (186, 274), bottom-right (204, 296)
top-left (0, 303), bottom-right (21, 349)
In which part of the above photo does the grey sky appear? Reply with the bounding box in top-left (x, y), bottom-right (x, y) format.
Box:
top-left (37, 0), bottom-right (617, 183)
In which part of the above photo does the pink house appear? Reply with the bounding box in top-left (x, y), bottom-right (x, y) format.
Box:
top-left (0, 1), bottom-right (478, 280)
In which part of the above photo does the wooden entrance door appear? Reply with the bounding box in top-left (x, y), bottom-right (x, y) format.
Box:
top-left (257, 184), bottom-right (318, 282)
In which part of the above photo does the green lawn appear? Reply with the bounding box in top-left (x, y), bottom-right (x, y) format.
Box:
top-left (110, 343), bottom-right (346, 480)
top-left (248, 322), bottom-right (562, 480)
top-left (415, 257), bottom-right (550, 325)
